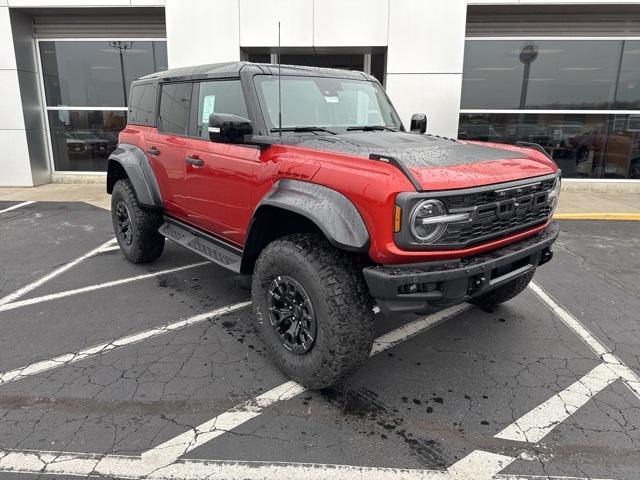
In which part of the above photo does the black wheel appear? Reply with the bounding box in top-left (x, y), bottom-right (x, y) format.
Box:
top-left (469, 268), bottom-right (536, 309)
top-left (252, 233), bottom-right (375, 389)
top-left (111, 178), bottom-right (164, 263)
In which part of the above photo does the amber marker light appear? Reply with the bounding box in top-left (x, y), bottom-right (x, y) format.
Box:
top-left (393, 205), bottom-right (402, 233)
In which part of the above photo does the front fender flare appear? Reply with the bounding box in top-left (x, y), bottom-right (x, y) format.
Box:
top-left (107, 143), bottom-right (162, 209)
top-left (253, 179), bottom-right (370, 252)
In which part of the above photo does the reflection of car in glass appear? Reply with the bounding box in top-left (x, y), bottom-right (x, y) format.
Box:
top-left (570, 123), bottom-right (640, 178)
top-left (64, 133), bottom-right (87, 156)
top-left (101, 131), bottom-right (120, 151)
top-left (71, 132), bottom-right (114, 157)
top-left (538, 124), bottom-right (586, 159)
top-left (547, 124), bottom-right (584, 147)
top-left (504, 124), bottom-right (548, 145)
top-left (458, 124), bottom-right (503, 142)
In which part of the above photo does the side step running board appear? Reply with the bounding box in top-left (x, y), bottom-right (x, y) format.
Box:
top-left (158, 218), bottom-right (242, 273)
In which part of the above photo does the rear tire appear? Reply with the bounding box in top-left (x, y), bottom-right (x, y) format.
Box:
top-left (252, 234), bottom-right (374, 389)
top-left (111, 178), bottom-right (164, 264)
top-left (469, 268), bottom-right (535, 309)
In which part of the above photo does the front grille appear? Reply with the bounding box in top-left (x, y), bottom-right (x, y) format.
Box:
top-left (443, 178), bottom-right (556, 210)
top-left (429, 177), bottom-right (557, 248)
top-left (442, 205), bottom-right (552, 246)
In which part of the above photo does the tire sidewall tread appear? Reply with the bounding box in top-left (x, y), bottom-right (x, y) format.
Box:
top-left (252, 234), bottom-right (374, 389)
top-left (111, 179), bottom-right (165, 264)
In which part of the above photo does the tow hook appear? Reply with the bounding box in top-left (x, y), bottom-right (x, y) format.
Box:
top-left (539, 248), bottom-right (553, 266)
top-left (469, 275), bottom-right (486, 293)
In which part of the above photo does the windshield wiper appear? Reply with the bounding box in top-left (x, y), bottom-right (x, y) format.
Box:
top-left (346, 125), bottom-right (396, 132)
top-left (270, 126), bottom-right (337, 135)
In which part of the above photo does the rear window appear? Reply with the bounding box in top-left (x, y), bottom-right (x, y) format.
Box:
top-left (128, 82), bottom-right (158, 127)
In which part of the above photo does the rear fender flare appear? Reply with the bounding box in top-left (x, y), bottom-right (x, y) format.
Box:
top-left (107, 143), bottom-right (162, 209)
top-left (249, 179), bottom-right (370, 252)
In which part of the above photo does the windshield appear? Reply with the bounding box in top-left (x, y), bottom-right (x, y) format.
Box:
top-left (253, 75), bottom-right (402, 132)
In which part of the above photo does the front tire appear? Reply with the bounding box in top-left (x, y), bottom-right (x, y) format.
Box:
top-left (111, 178), bottom-right (164, 264)
top-left (469, 268), bottom-right (536, 309)
top-left (252, 234), bottom-right (374, 389)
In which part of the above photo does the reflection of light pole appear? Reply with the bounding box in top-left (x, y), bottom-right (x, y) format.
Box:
top-left (109, 41), bottom-right (133, 104)
top-left (518, 44), bottom-right (538, 109)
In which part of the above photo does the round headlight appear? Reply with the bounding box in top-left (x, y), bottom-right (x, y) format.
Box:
top-left (410, 199), bottom-right (447, 242)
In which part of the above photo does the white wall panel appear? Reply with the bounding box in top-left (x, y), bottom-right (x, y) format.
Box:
top-left (313, 0), bottom-right (388, 47)
top-left (387, 0), bottom-right (466, 74)
top-left (240, 0), bottom-right (312, 47)
top-left (0, 8), bottom-right (16, 69)
top-left (0, 70), bottom-right (25, 130)
top-left (0, 130), bottom-right (33, 186)
top-left (386, 74), bottom-right (463, 138)
top-left (166, 0), bottom-right (240, 68)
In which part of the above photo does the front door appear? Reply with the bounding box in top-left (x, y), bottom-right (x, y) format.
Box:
top-left (182, 79), bottom-right (259, 247)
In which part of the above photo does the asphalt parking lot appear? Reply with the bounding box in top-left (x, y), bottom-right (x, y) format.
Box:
top-left (0, 200), bottom-right (639, 480)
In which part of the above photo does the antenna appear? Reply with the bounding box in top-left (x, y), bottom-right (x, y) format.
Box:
top-left (277, 21), bottom-right (282, 138)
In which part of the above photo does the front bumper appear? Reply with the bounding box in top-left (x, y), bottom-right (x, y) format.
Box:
top-left (363, 222), bottom-right (559, 314)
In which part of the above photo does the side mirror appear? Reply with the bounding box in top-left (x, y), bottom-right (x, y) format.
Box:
top-left (208, 113), bottom-right (253, 143)
top-left (410, 113), bottom-right (427, 134)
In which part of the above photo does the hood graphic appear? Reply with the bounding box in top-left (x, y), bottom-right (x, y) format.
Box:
top-left (281, 132), bottom-right (557, 190)
top-left (288, 132), bottom-right (521, 168)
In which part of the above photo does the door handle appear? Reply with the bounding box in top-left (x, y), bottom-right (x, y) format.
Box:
top-left (185, 155), bottom-right (204, 167)
top-left (147, 146), bottom-right (160, 156)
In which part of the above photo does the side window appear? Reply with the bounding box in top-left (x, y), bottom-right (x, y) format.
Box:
top-left (195, 80), bottom-right (248, 139)
top-left (158, 82), bottom-right (192, 135)
top-left (128, 82), bottom-right (158, 126)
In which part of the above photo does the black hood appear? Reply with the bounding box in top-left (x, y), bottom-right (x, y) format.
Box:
top-left (280, 131), bottom-right (521, 168)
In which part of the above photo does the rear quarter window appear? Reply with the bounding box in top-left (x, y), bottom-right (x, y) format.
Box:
top-left (158, 82), bottom-right (192, 136)
top-left (128, 82), bottom-right (159, 127)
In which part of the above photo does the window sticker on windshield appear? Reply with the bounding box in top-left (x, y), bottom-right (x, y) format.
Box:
top-left (201, 95), bottom-right (215, 123)
top-left (324, 96), bottom-right (340, 103)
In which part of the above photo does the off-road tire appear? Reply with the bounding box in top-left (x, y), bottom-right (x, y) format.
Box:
top-left (469, 268), bottom-right (536, 309)
top-left (111, 178), bottom-right (164, 264)
top-left (252, 234), bottom-right (375, 389)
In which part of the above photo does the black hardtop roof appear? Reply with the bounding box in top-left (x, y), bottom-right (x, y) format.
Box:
top-left (135, 61), bottom-right (377, 85)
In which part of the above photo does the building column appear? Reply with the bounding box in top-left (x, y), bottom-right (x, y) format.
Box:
top-left (165, 0), bottom-right (240, 69)
top-left (0, 6), bottom-right (47, 187)
top-left (385, 0), bottom-right (467, 138)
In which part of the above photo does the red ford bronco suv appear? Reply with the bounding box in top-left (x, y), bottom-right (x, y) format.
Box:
top-left (107, 62), bottom-right (560, 389)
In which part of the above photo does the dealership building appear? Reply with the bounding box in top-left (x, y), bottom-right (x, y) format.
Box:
top-left (1, 0), bottom-right (640, 187)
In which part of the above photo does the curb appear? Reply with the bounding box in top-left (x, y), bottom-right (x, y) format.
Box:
top-left (553, 213), bottom-right (640, 221)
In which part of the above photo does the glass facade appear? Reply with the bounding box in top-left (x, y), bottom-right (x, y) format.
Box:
top-left (47, 110), bottom-right (126, 172)
top-left (40, 40), bottom-right (168, 172)
top-left (460, 39), bottom-right (640, 179)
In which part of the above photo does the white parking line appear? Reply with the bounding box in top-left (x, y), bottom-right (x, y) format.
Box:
top-left (0, 201), bottom-right (35, 214)
top-left (142, 303), bottom-right (471, 465)
top-left (495, 362), bottom-right (620, 443)
top-left (0, 237), bottom-right (115, 306)
top-left (0, 261), bottom-right (210, 312)
top-left (529, 281), bottom-right (640, 399)
top-left (97, 244), bottom-right (122, 253)
top-left (0, 301), bottom-right (251, 385)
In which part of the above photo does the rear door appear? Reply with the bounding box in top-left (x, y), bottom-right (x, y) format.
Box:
top-left (181, 79), bottom-right (259, 246)
top-left (145, 82), bottom-right (193, 218)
